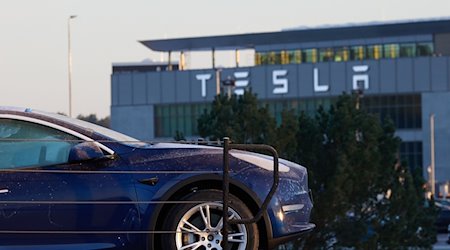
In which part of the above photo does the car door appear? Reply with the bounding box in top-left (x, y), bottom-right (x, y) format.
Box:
top-left (0, 118), bottom-right (140, 249)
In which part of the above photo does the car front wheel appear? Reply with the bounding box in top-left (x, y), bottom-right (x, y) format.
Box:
top-left (162, 190), bottom-right (259, 250)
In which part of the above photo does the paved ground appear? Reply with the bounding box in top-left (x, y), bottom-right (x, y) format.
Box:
top-left (434, 234), bottom-right (450, 250)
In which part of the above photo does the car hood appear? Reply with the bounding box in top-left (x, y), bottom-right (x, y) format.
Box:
top-left (125, 142), bottom-right (307, 177)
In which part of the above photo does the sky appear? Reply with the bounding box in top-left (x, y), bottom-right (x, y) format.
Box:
top-left (1, 0), bottom-right (449, 118)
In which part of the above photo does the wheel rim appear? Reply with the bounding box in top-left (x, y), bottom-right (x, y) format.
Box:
top-left (175, 202), bottom-right (248, 250)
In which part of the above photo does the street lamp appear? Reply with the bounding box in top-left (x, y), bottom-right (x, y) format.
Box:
top-left (68, 15), bottom-right (77, 117)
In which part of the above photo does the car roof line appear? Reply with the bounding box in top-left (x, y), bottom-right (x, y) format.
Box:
top-left (0, 114), bottom-right (115, 155)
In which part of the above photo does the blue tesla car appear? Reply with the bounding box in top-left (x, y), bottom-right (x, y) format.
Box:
top-left (0, 107), bottom-right (314, 249)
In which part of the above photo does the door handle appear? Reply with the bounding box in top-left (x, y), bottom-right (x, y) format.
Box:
top-left (0, 189), bottom-right (9, 194)
top-left (138, 177), bottom-right (159, 186)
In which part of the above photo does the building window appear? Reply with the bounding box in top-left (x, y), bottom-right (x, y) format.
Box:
top-left (350, 46), bottom-right (366, 60)
top-left (303, 49), bottom-right (317, 63)
top-left (416, 42), bottom-right (434, 57)
top-left (399, 43), bottom-right (416, 57)
top-left (254, 42), bottom-right (434, 65)
top-left (261, 97), bottom-right (335, 125)
top-left (280, 51), bottom-right (289, 64)
top-left (400, 141), bottom-right (423, 171)
top-left (383, 44), bottom-right (399, 59)
top-left (258, 52), bottom-right (269, 65)
top-left (293, 50), bottom-right (302, 63)
top-left (362, 94), bottom-right (422, 130)
top-left (367, 45), bottom-right (383, 60)
top-left (319, 48), bottom-right (334, 62)
top-left (255, 53), bottom-right (262, 65)
top-left (335, 47), bottom-right (349, 62)
top-left (268, 52), bottom-right (279, 64)
top-left (154, 103), bottom-right (211, 138)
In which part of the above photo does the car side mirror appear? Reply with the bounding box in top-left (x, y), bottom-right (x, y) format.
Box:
top-left (68, 141), bottom-right (105, 162)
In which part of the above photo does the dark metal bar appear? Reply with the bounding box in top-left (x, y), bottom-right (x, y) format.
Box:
top-left (228, 144), bottom-right (279, 225)
top-left (222, 137), bottom-right (230, 249)
top-left (221, 138), bottom-right (280, 248)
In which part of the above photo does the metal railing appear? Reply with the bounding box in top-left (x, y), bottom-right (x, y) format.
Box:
top-left (222, 137), bottom-right (280, 248)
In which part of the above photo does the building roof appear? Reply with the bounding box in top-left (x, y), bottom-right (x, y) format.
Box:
top-left (140, 18), bottom-right (450, 52)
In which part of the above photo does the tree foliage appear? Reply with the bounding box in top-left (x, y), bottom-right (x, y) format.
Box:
top-left (198, 92), bottom-right (276, 144)
top-left (197, 92), bottom-right (436, 249)
top-left (76, 114), bottom-right (110, 128)
top-left (297, 95), bottom-right (436, 248)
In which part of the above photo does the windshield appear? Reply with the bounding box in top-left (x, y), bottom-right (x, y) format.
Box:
top-left (34, 110), bottom-right (148, 147)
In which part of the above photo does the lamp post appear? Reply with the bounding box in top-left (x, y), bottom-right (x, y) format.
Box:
top-left (68, 15), bottom-right (77, 117)
top-left (430, 114), bottom-right (436, 197)
top-left (221, 76), bottom-right (235, 99)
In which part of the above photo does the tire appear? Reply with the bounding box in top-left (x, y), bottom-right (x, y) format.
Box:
top-left (161, 190), bottom-right (259, 250)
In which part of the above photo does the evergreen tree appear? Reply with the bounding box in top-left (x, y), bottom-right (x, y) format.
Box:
top-left (275, 109), bottom-right (299, 160)
top-left (198, 94), bottom-right (236, 141)
top-left (197, 91), bottom-right (276, 144)
top-left (197, 91), bottom-right (436, 249)
top-left (298, 94), bottom-right (436, 249)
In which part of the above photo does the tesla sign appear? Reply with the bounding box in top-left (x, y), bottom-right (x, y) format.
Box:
top-left (196, 65), bottom-right (369, 97)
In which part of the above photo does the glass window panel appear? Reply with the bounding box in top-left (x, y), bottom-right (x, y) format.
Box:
top-left (162, 106), bottom-right (170, 116)
top-left (319, 48), bottom-right (334, 62)
top-left (350, 46), bottom-right (366, 60)
top-left (268, 51), bottom-right (281, 64)
top-left (170, 116), bottom-right (177, 138)
top-left (185, 116), bottom-right (193, 136)
top-left (155, 107), bottom-right (161, 116)
top-left (260, 52), bottom-right (269, 65)
top-left (335, 47), bottom-right (349, 62)
top-left (0, 119), bottom-right (80, 169)
top-left (286, 50), bottom-right (295, 64)
top-left (162, 117), bottom-right (171, 137)
top-left (176, 106), bottom-right (184, 134)
top-left (294, 50), bottom-right (302, 63)
top-left (399, 43), bottom-right (416, 57)
top-left (367, 45), bottom-right (383, 60)
top-left (255, 53), bottom-right (262, 65)
top-left (383, 44), bottom-right (399, 59)
top-left (416, 42), bottom-right (434, 57)
top-left (303, 49), bottom-right (317, 63)
top-left (155, 116), bottom-right (162, 137)
top-left (414, 105), bottom-right (422, 128)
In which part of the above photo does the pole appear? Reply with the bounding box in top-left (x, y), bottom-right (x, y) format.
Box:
top-left (235, 49), bottom-right (240, 68)
top-left (215, 68), bottom-right (221, 95)
top-left (430, 114), bottom-right (436, 197)
top-left (68, 15), bottom-right (77, 117)
top-left (212, 48), bottom-right (215, 69)
top-left (180, 51), bottom-right (185, 70)
top-left (167, 51), bottom-right (172, 71)
top-left (222, 137), bottom-right (230, 249)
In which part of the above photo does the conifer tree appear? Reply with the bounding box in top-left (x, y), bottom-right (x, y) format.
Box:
top-left (298, 94), bottom-right (436, 249)
top-left (197, 91), bottom-right (276, 144)
top-left (197, 91), bottom-right (436, 249)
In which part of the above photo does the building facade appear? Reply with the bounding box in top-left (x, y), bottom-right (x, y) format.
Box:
top-left (111, 19), bottom-right (450, 195)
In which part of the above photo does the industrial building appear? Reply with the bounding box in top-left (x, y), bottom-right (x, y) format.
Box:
top-left (111, 18), bottom-right (450, 195)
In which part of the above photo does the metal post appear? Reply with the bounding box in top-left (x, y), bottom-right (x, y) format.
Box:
top-left (212, 48), bottom-right (216, 69)
top-left (68, 15), bottom-right (77, 117)
top-left (222, 137), bottom-right (230, 249)
top-left (215, 68), bottom-right (221, 95)
top-left (168, 51), bottom-right (172, 71)
top-left (430, 114), bottom-right (436, 197)
top-left (180, 51), bottom-right (185, 70)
